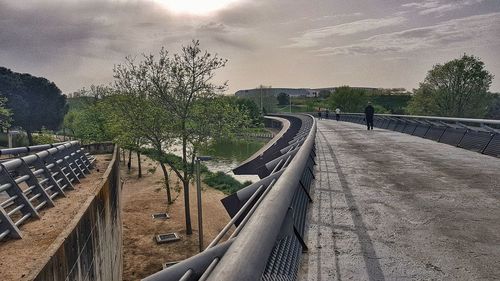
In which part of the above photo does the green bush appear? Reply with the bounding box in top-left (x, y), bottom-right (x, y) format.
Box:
top-left (32, 128), bottom-right (57, 145)
top-left (0, 132), bottom-right (29, 147)
top-left (203, 171), bottom-right (251, 194)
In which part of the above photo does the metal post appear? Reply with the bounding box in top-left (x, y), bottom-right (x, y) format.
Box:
top-left (8, 132), bottom-right (13, 148)
top-left (260, 87), bottom-right (263, 114)
top-left (196, 158), bottom-right (203, 252)
top-left (194, 156), bottom-right (211, 252)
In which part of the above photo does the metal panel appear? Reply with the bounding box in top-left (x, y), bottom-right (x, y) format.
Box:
top-left (0, 141), bottom-right (95, 242)
top-left (459, 131), bottom-right (494, 152)
top-left (403, 122), bottom-right (417, 135)
top-left (387, 120), bottom-right (398, 131)
top-left (413, 124), bottom-right (431, 138)
top-left (483, 134), bottom-right (500, 157)
top-left (424, 126), bottom-right (446, 141)
top-left (439, 128), bottom-right (466, 146)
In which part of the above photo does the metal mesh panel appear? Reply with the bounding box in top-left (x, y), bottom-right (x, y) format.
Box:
top-left (403, 123), bottom-right (417, 135)
top-left (459, 131), bottom-right (494, 152)
top-left (261, 235), bottom-right (302, 281)
top-left (483, 134), bottom-right (500, 157)
top-left (373, 118), bottom-right (384, 128)
top-left (413, 124), bottom-right (431, 138)
top-left (290, 184), bottom-right (309, 236)
top-left (439, 128), bottom-right (466, 146)
top-left (387, 120), bottom-right (398, 131)
top-left (424, 126), bottom-right (446, 141)
top-left (394, 121), bottom-right (407, 132)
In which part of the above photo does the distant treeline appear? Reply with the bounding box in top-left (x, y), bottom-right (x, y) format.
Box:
top-left (0, 67), bottom-right (67, 145)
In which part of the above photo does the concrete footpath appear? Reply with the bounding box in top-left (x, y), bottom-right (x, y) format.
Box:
top-left (298, 120), bottom-right (500, 281)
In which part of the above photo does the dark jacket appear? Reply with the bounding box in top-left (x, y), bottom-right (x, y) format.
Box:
top-left (364, 105), bottom-right (374, 118)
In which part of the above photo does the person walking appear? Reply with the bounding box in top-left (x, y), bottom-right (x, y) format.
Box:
top-left (325, 109), bottom-right (329, 119)
top-left (335, 108), bottom-right (341, 121)
top-left (317, 107), bottom-right (322, 119)
top-left (364, 102), bottom-right (375, 130)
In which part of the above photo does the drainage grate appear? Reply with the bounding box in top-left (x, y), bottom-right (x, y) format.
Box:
top-left (152, 213), bottom-right (170, 220)
top-left (155, 233), bottom-right (180, 244)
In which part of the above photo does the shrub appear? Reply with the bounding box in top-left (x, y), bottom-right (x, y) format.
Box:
top-left (203, 171), bottom-right (251, 194)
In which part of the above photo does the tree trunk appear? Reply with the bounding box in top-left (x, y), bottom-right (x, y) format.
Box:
top-left (160, 162), bottom-right (172, 204)
top-left (127, 149), bottom-right (132, 172)
top-left (136, 151), bottom-right (142, 178)
top-left (27, 130), bottom-right (34, 146)
top-left (182, 136), bottom-right (193, 235)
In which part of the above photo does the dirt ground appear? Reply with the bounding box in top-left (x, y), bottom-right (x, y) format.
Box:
top-left (0, 155), bottom-right (112, 281)
top-left (121, 153), bottom-right (231, 281)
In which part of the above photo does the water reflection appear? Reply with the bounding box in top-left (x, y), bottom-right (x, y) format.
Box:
top-left (201, 139), bottom-right (267, 183)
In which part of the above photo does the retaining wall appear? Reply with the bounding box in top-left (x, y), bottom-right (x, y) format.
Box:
top-left (33, 145), bottom-right (122, 281)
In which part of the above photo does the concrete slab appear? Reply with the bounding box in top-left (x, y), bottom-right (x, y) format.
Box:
top-left (298, 120), bottom-right (500, 281)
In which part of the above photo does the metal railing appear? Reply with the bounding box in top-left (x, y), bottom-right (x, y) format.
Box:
top-left (0, 141), bottom-right (96, 241)
top-left (144, 114), bottom-right (317, 281)
top-left (0, 142), bottom-right (69, 160)
top-left (331, 113), bottom-right (500, 158)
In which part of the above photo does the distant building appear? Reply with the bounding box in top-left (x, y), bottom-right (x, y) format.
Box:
top-left (235, 86), bottom-right (381, 98)
top-left (235, 88), bottom-right (315, 98)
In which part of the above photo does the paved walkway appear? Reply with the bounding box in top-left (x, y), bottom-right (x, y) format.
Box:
top-left (298, 120), bottom-right (500, 281)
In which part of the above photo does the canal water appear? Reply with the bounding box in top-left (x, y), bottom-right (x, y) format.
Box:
top-left (200, 139), bottom-right (267, 183)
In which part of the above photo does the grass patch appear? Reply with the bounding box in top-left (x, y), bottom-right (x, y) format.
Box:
top-left (203, 171), bottom-right (252, 194)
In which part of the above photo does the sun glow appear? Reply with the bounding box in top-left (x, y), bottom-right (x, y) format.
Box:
top-left (154, 0), bottom-right (242, 15)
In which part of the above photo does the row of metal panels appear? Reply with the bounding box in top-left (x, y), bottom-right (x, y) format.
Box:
top-left (0, 142), bottom-right (96, 241)
top-left (337, 115), bottom-right (500, 158)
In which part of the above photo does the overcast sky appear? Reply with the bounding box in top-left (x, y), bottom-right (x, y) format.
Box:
top-left (1, 0), bottom-right (499, 94)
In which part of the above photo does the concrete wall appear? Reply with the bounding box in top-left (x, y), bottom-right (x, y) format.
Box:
top-left (33, 145), bottom-right (122, 281)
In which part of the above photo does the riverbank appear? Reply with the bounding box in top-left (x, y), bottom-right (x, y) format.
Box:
top-left (121, 153), bottom-right (231, 281)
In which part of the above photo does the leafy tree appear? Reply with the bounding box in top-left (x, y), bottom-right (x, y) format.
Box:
top-left (32, 127), bottom-right (57, 145)
top-left (406, 84), bottom-right (440, 116)
top-left (0, 67), bottom-right (67, 144)
top-left (408, 54), bottom-right (494, 118)
top-left (151, 41), bottom-right (237, 235)
top-left (69, 100), bottom-right (112, 143)
top-left (0, 97), bottom-right (12, 131)
top-left (113, 41), bottom-right (245, 234)
top-left (318, 89), bottom-right (331, 99)
top-left (234, 98), bottom-right (262, 126)
top-left (373, 104), bottom-right (390, 114)
top-left (277, 92), bottom-right (290, 106)
top-left (328, 86), bottom-right (368, 112)
top-left (112, 54), bottom-right (178, 190)
top-left (486, 93), bottom-right (500, 120)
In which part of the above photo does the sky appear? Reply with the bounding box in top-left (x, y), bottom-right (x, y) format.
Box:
top-left (1, 0), bottom-right (500, 94)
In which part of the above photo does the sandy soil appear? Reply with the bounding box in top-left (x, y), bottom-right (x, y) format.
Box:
top-left (121, 153), bottom-right (231, 281)
top-left (0, 155), bottom-right (112, 281)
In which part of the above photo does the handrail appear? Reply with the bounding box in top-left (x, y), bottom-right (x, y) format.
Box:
top-left (0, 141), bottom-right (96, 241)
top-left (0, 142), bottom-right (68, 157)
top-left (207, 115), bottom-right (316, 280)
top-left (339, 113), bottom-right (500, 125)
top-left (143, 114), bottom-right (317, 281)
top-left (335, 113), bottom-right (500, 157)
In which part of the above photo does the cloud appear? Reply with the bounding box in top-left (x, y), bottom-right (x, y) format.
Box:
top-left (316, 12), bottom-right (500, 56)
top-left (194, 22), bottom-right (258, 51)
top-left (309, 12), bottom-right (364, 23)
top-left (402, 0), bottom-right (485, 15)
top-left (285, 16), bottom-right (407, 48)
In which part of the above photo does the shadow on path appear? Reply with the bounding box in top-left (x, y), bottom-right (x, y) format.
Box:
top-left (319, 129), bottom-right (386, 281)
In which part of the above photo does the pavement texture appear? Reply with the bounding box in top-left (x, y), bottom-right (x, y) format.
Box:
top-left (298, 119), bottom-right (500, 281)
